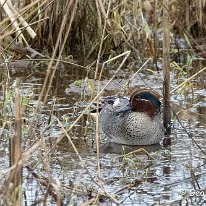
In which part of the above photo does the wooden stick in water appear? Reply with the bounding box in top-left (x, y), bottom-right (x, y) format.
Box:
top-left (9, 78), bottom-right (22, 205)
top-left (163, 0), bottom-right (171, 136)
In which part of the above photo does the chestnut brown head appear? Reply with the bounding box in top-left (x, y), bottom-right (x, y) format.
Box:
top-left (130, 88), bottom-right (161, 117)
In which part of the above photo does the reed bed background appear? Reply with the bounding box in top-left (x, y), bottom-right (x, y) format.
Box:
top-left (0, 0), bottom-right (206, 205)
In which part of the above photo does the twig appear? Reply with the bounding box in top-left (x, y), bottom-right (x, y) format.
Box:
top-left (26, 166), bottom-right (64, 206)
top-left (171, 67), bottom-right (206, 94)
top-left (6, 0), bottom-right (36, 38)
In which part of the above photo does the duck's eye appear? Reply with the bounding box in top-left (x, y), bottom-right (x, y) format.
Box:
top-left (134, 95), bottom-right (140, 100)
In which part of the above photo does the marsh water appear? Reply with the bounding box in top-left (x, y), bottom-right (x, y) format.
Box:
top-left (0, 58), bottom-right (205, 205)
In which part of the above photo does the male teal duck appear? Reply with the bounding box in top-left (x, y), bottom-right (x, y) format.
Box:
top-left (99, 87), bottom-right (164, 145)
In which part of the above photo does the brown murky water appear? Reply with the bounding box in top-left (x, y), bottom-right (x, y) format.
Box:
top-left (0, 58), bottom-right (205, 205)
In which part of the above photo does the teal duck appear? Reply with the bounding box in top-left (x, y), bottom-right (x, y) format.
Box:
top-left (99, 87), bottom-right (164, 145)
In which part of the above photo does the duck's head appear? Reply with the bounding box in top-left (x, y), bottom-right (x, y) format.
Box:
top-left (115, 87), bottom-right (161, 117)
top-left (130, 88), bottom-right (161, 117)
